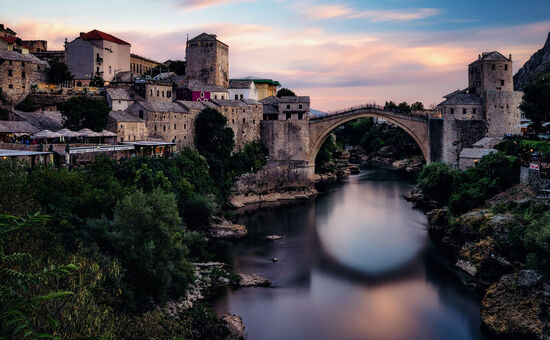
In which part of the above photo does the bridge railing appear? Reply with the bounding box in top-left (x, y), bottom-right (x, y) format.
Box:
top-left (315, 103), bottom-right (430, 120)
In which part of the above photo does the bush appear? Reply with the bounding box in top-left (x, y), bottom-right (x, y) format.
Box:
top-left (449, 177), bottom-right (495, 214)
top-left (417, 162), bottom-right (458, 204)
top-left (60, 96), bottom-right (110, 132)
top-left (525, 211), bottom-right (550, 276)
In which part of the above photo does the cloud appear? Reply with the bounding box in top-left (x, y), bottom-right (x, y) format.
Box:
top-left (297, 2), bottom-right (440, 22)
top-left (171, 0), bottom-right (254, 11)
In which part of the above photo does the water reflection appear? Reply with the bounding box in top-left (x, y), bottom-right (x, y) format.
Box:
top-left (214, 169), bottom-right (484, 340)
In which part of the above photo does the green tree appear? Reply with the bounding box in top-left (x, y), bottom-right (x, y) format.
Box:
top-left (60, 96), bottom-right (110, 132)
top-left (47, 60), bottom-right (73, 84)
top-left (277, 88), bottom-right (296, 97)
top-left (417, 162), bottom-right (458, 204)
top-left (384, 101), bottom-right (397, 110)
top-left (397, 102), bottom-right (411, 113)
top-left (89, 76), bottom-right (105, 88)
top-left (411, 101), bottom-right (425, 111)
top-left (168, 60), bottom-right (186, 76)
top-left (520, 76), bottom-right (550, 132)
top-left (0, 213), bottom-right (77, 339)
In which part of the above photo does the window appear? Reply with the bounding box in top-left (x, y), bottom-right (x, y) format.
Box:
top-left (298, 113), bottom-right (303, 120)
top-left (505, 64), bottom-right (508, 71)
top-left (242, 118), bottom-right (245, 124)
top-left (150, 89), bottom-right (153, 96)
top-left (157, 90), bottom-right (160, 96)
top-left (8, 70), bottom-right (12, 77)
top-left (286, 113), bottom-right (291, 120)
top-left (109, 66), bottom-right (112, 74)
top-left (240, 94), bottom-right (243, 99)
top-left (200, 92), bottom-right (205, 98)
top-left (184, 124), bottom-right (186, 129)
top-left (118, 100), bottom-right (121, 104)
top-left (299, 104), bottom-right (302, 109)
top-left (253, 120), bottom-right (255, 124)
top-left (473, 108), bottom-right (477, 114)
top-left (121, 124), bottom-right (124, 128)
top-left (163, 125), bottom-right (166, 132)
top-left (286, 105), bottom-right (290, 109)
top-left (174, 123), bottom-right (177, 130)
top-left (463, 108), bottom-right (467, 114)
top-left (450, 108), bottom-right (454, 114)
top-left (21, 62), bottom-right (25, 67)
top-left (491, 64), bottom-right (495, 70)
top-left (139, 110), bottom-right (144, 119)
top-left (162, 91), bottom-right (165, 97)
top-left (232, 119), bottom-right (235, 124)
top-left (215, 95), bottom-right (218, 99)
top-left (8, 60), bottom-right (12, 65)
top-left (154, 125), bottom-right (157, 132)
top-left (500, 80), bottom-right (505, 86)
top-left (8, 84), bottom-right (13, 89)
top-left (167, 91), bottom-right (171, 98)
top-left (77, 81), bottom-right (82, 87)
top-left (121, 137), bottom-right (124, 142)
top-left (235, 94), bottom-right (238, 100)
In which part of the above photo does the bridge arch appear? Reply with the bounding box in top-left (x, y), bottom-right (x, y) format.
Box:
top-left (308, 108), bottom-right (429, 167)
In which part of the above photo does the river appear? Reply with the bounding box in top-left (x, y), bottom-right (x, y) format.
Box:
top-left (214, 169), bottom-right (485, 340)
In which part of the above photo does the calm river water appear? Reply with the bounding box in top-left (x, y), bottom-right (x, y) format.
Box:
top-left (214, 169), bottom-right (485, 340)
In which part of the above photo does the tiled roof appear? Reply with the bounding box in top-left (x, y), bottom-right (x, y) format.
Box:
top-left (469, 51), bottom-right (510, 66)
top-left (259, 96), bottom-right (279, 105)
top-left (134, 101), bottom-right (189, 113)
top-left (0, 49), bottom-right (47, 64)
top-left (240, 98), bottom-right (260, 105)
top-left (262, 104), bottom-right (279, 114)
top-left (80, 29), bottom-right (130, 46)
top-left (209, 99), bottom-right (248, 107)
top-left (109, 110), bottom-right (145, 122)
top-left (182, 83), bottom-right (228, 93)
top-left (460, 148), bottom-right (497, 159)
top-left (472, 137), bottom-right (499, 148)
top-left (232, 78), bottom-right (281, 87)
top-left (439, 91), bottom-right (483, 106)
top-left (229, 79), bottom-right (254, 89)
top-left (11, 110), bottom-right (63, 131)
top-left (0, 121), bottom-right (40, 133)
top-left (0, 36), bottom-right (17, 44)
top-left (106, 88), bottom-right (143, 101)
top-left (188, 33), bottom-right (227, 47)
top-left (177, 100), bottom-right (207, 110)
top-left (260, 95), bottom-right (310, 104)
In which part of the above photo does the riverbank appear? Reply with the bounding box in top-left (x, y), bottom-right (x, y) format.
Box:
top-left (408, 182), bottom-right (550, 339)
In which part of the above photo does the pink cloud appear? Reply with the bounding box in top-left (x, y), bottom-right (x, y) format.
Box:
top-left (171, 0), bottom-right (254, 11)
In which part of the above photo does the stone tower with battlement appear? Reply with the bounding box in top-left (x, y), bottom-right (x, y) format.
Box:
top-left (185, 33), bottom-right (229, 88)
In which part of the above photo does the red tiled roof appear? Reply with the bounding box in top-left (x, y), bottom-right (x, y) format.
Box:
top-left (0, 36), bottom-right (17, 44)
top-left (80, 29), bottom-right (130, 46)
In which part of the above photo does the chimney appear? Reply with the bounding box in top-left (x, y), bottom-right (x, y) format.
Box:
top-left (509, 54), bottom-right (512, 61)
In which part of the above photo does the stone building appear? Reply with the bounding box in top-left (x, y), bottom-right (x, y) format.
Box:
top-left (185, 33), bottom-right (229, 88)
top-left (176, 80), bottom-right (228, 102)
top-left (435, 51), bottom-right (522, 164)
top-left (32, 50), bottom-right (65, 63)
top-left (229, 79), bottom-right (258, 101)
top-left (141, 81), bottom-right (174, 102)
top-left (0, 24), bottom-right (16, 39)
top-left (126, 101), bottom-right (195, 148)
top-left (130, 53), bottom-right (162, 76)
top-left (260, 95), bottom-right (310, 121)
top-left (22, 40), bottom-right (47, 53)
top-left (0, 50), bottom-right (47, 105)
top-left (249, 79), bottom-right (280, 101)
top-left (66, 29), bottom-right (131, 84)
top-left (105, 87), bottom-right (144, 111)
top-left (107, 110), bottom-right (147, 143)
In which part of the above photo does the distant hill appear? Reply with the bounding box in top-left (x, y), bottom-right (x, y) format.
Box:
top-left (514, 32), bottom-right (550, 90)
top-left (310, 108), bottom-right (327, 117)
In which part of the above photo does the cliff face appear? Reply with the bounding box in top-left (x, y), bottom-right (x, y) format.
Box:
top-left (514, 32), bottom-right (550, 90)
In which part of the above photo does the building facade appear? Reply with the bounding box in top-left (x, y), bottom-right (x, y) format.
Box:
top-left (66, 30), bottom-right (131, 84)
top-left (185, 33), bottom-right (229, 88)
top-left (107, 110), bottom-right (148, 143)
top-left (260, 95), bottom-right (310, 121)
top-left (229, 79), bottom-right (258, 101)
top-left (0, 50), bottom-right (47, 105)
top-left (130, 53), bottom-right (163, 76)
top-left (0, 24), bottom-right (16, 38)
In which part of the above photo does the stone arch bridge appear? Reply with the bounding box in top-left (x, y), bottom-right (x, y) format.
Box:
top-left (308, 104), bottom-right (431, 167)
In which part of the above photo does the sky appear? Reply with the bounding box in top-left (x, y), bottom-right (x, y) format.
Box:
top-left (1, 0), bottom-right (549, 110)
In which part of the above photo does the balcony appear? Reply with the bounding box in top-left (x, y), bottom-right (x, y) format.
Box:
top-left (96, 56), bottom-right (103, 64)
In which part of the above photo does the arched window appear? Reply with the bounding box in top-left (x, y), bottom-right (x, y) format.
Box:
top-left (157, 90), bottom-right (160, 97)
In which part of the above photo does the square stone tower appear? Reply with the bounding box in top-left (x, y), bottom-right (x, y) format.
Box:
top-left (185, 33), bottom-right (229, 88)
top-left (468, 51), bottom-right (514, 94)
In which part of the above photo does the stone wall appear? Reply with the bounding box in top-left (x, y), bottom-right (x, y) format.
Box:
top-left (428, 118), bottom-right (443, 162)
top-left (469, 59), bottom-right (514, 94)
top-left (186, 39), bottom-right (229, 88)
top-left (106, 119), bottom-right (148, 143)
top-left (441, 118), bottom-right (485, 163)
top-left (0, 59), bottom-right (47, 105)
top-left (483, 89), bottom-right (522, 137)
top-left (218, 103), bottom-right (262, 150)
top-left (261, 120), bottom-right (310, 164)
top-left (144, 83), bottom-right (173, 102)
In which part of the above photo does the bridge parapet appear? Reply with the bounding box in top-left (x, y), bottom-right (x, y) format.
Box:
top-left (311, 104), bottom-right (428, 123)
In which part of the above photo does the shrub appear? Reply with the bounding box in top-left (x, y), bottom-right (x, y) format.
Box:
top-left (417, 162), bottom-right (458, 204)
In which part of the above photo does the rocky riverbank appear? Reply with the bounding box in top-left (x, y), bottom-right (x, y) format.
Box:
top-left (409, 183), bottom-right (550, 339)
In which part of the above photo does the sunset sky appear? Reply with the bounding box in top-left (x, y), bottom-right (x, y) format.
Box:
top-left (1, 0), bottom-right (549, 110)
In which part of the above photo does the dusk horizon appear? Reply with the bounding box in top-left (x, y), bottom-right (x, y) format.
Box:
top-left (2, 0), bottom-right (549, 110)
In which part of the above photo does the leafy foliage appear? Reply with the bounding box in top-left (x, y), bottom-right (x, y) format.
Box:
top-left (520, 76), bottom-right (550, 132)
top-left (47, 61), bottom-right (73, 85)
top-left (60, 96), bottom-right (110, 132)
top-left (276, 88), bottom-right (296, 97)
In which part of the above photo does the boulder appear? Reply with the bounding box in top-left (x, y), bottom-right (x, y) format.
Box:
top-left (209, 219), bottom-right (248, 239)
top-left (266, 235), bottom-right (283, 240)
top-left (481, 271), bottom-right (548, 339)
top-left (222, 313), bottom-right (246, 339)
top-left (238, 273), bottom-right (271, 287)
top-left (455, 238), bottom-right (514, 281)
top-left (481, 214), bottom-right (521, 243)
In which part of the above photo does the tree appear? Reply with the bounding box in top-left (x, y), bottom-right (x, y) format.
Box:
top-left (384, 101), bottom-right (397, 110)
top-left (520, 76), bottom-right (550, 132)
top-left (89, 76), bottom-right (105, 88)
top-left (168, 60), bottom-right (186, 76)
top-left (397, 102), bottom-right (411, 113)
top-left (417, 162), bottom-right (458, 204)
top-left (411, 101), bottom-right (425, 111)
top-left (277, 88), bottom-right (296, 97)
top-left (60, 96), bottom-right (110, 132)
top-left (194, 108), bottom-right (235, 161)
top-left (47, 60), bottom-right (73, 84)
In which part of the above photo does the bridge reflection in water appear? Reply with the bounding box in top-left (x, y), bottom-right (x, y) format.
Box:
top-left (214, 169), bottom-right (484, 340)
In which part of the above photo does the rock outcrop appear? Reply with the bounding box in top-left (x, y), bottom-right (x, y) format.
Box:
top-left (481, 270), bottom-right (549, 339)
top-left (222, 313), bottom-right (246, 339)
top-left (209, 218), bottom-right (248, 239)
top-left (514, 32), bottom-right (550, 91)
top-left (238, 273), bottom-right (271, 287)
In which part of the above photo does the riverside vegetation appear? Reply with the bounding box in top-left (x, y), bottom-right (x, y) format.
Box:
top-left (0, 108), bottom-right (267, 339)
top-left (413, 152), bottom-right (550, 339)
